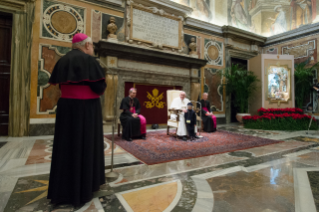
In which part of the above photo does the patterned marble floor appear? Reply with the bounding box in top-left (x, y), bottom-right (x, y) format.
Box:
top-left (1, 124), bottom-right (319, 212)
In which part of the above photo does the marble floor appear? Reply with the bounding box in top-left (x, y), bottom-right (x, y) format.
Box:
top-left (1, 124), bottom-right (319, 212)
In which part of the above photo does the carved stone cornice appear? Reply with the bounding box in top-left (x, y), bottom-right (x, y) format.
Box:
top-left (95, 0), bottom-right (123, 6)
top-left (77, 0), bottom-right (124, 10)
top-left (132, 0), bottom-right (193, 17)
top-left (185, 17), bottom-right (223, 37)
top-left (227, 48), bottom-right (258, 60)
top-left (222, 26), bottom-right (267, 46)
top-left (95, 40), bottom-right (207, 69)
top-left (264, 22), bottom-right (319, 47)
top-left (0, 0), bottom-right (26, 12)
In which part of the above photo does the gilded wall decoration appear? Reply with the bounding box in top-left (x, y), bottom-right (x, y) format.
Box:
top-left (282, 39), bottom-right (317, 64)
top-left (41, 0), bottom-right (85, 42)
top-left (37, 44), bottom-right (71, 114)
top-left (204, 68), bottom-right (224, 112)
top-left (204, 39), bottom-right (223, 66)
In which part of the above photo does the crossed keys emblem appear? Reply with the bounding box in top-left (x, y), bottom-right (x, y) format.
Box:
top-left (144, 88), bottom-right (165, 109)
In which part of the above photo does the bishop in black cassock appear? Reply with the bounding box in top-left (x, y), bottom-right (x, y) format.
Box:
top-left (120, 88), bottom-right (147, 141)
top-left (198, 93), bottom-right (217, 132)
top-left (47, 33), bottom-right (106, 207)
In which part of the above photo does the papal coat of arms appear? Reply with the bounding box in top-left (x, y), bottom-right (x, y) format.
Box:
top-left (144, 88), bottom-right (165, 109)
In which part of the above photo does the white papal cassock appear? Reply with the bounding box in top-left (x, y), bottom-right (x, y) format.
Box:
top-left (170, 97), bottom-right (197, 136)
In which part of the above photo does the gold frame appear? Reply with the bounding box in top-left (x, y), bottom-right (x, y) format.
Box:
top-left (130, 4), bottom-right (182, 49)
top-left (266, 65), bottom-right (291, 103)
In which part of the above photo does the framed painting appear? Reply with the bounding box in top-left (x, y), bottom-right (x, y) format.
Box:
top-left (267, 65), bottom-right (291, 103)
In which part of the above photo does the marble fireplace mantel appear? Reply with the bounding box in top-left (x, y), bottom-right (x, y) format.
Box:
top-left (95, 40), bottom-right (207, 69)
top-left (95, 40), bottom-right (207, 123)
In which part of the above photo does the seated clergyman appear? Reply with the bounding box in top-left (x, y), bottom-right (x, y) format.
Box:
top-left (170, 91), bottom-right (198, 141)
top-left (120, 88), bottom-right (147, 141)
top-left (198, 93), bottom-right (217, 132)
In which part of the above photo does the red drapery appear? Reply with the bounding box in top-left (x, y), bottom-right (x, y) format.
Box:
top-left (125, 83), bottom-right (182, 125)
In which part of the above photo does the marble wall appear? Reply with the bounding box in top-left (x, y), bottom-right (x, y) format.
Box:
top-left (23, 0), bottom-right (252, 135)
top-left (28, 0), bottom-right (124, 135)
top-left (37, 45), bottom-right (71, 114)
top-left (182, 29), bottom-right (226, 117)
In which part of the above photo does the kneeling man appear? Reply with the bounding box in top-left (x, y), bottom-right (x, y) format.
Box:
top-left (120, 88), bottom-right (147, 141)
top-left (170, 91), bottom-right (197, 141)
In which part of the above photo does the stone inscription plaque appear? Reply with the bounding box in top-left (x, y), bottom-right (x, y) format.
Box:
top-left (131, 8), bottom-right (180, 48)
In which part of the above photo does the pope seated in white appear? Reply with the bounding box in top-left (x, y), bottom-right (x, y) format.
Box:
top-left (170, 91), bottom-right (198, 141)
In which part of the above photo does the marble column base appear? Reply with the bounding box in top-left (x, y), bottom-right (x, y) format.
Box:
top-left (29, 124), bottom-right (55, 136)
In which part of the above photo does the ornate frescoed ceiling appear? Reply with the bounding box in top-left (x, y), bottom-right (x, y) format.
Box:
top-left (171, 0), bottom-right (319, 37)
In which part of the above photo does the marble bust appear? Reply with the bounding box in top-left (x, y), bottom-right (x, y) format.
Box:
top-left (189, 37), bottom-right (198, 57)
top-left (107, 17), bottom-right (118, 40)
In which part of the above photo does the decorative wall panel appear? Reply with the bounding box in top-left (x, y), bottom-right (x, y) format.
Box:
top-left (282, 39), bottom-right (317, 64)
top-left (92, 10), bottom-right (102, 43)
top-left (41, 0), bottom-right (85, 42)
top-left (204, 39), bottom-right (223, 66)
top-left (204, 68), bottom-right (224, 112)
top-left (37, 44), bottom-right (71, 114)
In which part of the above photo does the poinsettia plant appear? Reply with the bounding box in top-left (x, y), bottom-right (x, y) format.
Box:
top-left (243, 107), bottom-right (318, 130)
top-left (258, 107), bottom-right (303, 115)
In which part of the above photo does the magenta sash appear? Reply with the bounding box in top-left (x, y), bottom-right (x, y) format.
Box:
top-left (130, 107), bottom-right (147, 134)
top-left (203, 107), bottom-right (217, 128)
top-left (61, 85), bottom-right (100, 99)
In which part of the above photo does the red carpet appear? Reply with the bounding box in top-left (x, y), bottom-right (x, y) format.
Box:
top-left (105, 130), bottom-right (283, 165)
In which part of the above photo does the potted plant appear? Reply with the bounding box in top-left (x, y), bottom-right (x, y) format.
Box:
top-left (294, 59), bottom-right (319, 110)
top-left (221, 64), bottom-right (259, 123)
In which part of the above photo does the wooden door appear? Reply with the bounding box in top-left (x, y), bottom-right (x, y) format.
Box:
top-left (0, 12), bottom-right (12, 136)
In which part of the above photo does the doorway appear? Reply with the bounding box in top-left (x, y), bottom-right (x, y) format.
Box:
top-left (230, 58), bottom-right (248, 123)
top-left (0, 12), bottom-right (12, 136)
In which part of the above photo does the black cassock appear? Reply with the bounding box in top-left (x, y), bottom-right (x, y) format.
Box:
top-left (120, 97), bottom-right (144, 140)
top-left (198, 100), bottom-right (216, 132)
top-left (47, 49), bottom-right (106, 206)
top-left (184, 109), bottom-right (197, 137)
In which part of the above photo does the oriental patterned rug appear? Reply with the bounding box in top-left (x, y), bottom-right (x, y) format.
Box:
top-left (105, 130), bottom-right (283, 165)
